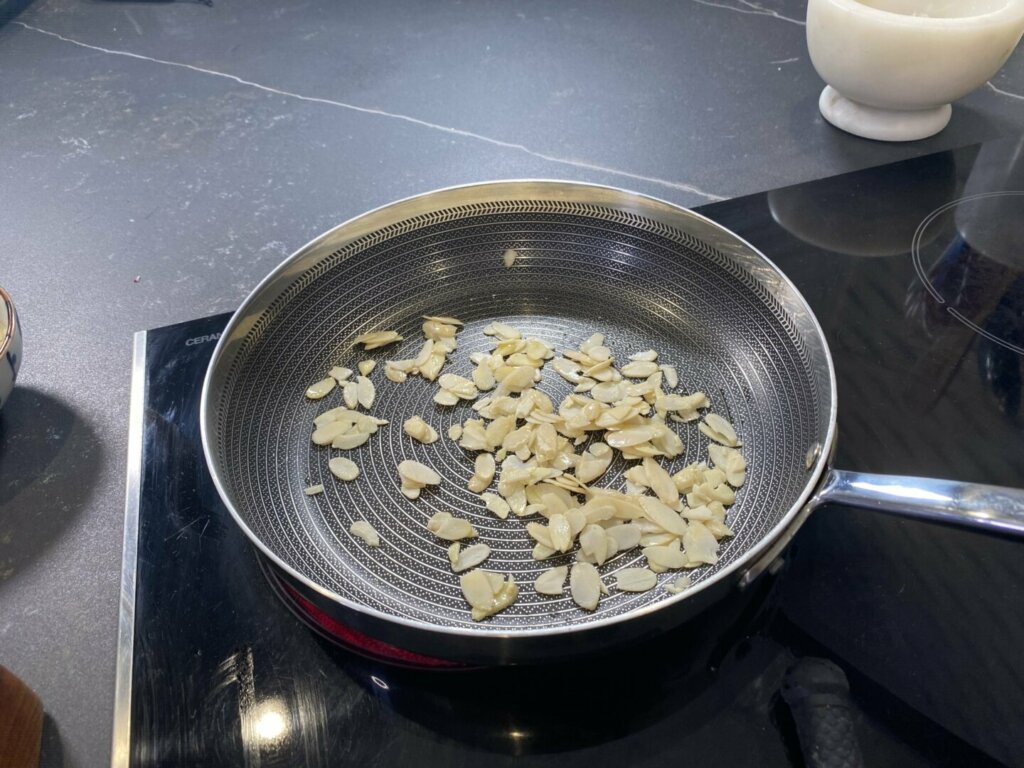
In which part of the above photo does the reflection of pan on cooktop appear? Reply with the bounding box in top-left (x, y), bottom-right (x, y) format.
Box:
top-left (768, 154), bottom-right (956, 257)
top-left (281, 559), bottom-right (782, 756)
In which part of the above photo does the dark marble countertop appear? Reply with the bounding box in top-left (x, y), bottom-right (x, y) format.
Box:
top-left (0, 1), bottom-right (1021, 765)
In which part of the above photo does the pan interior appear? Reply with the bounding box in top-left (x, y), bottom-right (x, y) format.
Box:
top-left (209, 197), bottom-right (831, 632)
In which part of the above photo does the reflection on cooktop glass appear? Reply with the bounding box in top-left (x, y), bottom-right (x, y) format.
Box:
top-left (120, 139), bottom-right (1022, 768)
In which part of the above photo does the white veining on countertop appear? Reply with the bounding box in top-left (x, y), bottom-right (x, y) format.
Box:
top-left (12, 21), bottom-right (726, 201)
top-left (987, 80), bottom-right (1024, 101)
top-left (691, 0), bottom-right (805, 26)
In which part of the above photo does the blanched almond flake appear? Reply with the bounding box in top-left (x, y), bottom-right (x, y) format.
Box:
top-left (628, 349), bottom-right (658, 362)
top-left (448, 542), bottom-right (461, 566)
top-left (643, 456), bottom-right (680, 507)
top-left (639, 496), bottom-right (688, 536)
top-left (332, 432), bottom-right (371, 450)
top-left (358, 360), bottom-right (376, 376)
top-left (483, 322), bottom-right (522, 340)
top-left (305, 377), bottom-right (336, 400)
top-left (534, 566), bottom-right (568, 596)
top-left (403, 415), bottom-right (439, 444)
top-left (620, 361), bottom-right (659, 378)
top-left (342, 381), bottom-right (359, 409)
top-left (683, 520), bottom-right (719, 565)
top-left (661, 365), bottom-right (679, 389)
top-left (398, 460), bottom-right (441, 486)
top-left (448, 423), bottom-right (463, 441)
top-left (434, 389), bottom-right (461, 406)
top-left (312, 420), bottom-right (352, 446)
top-left (468, 453), bottom-right (496, 492)
top-left (605, 523), bottom-right (641, 550)
top-left (503, 248), bottom-right (519, 267)
top-left (643, 539), bottom-right (687, 572)
top-left (384, 363), bottom-right (408, 383)
top-left (329, 456), bottom-right (360, 481)
top-left (422, 320), bottom-right (457, 340)
top-left (700, 413), bottom-right (740, 447)
top-left (615, 567), bottom-right (657, 592)
top-left (350, 520), bottom-right (380, 547)
top-left (356, 376), bottom-right (376, 409)
top-left (579, 524), bottom-right (609, 565)
top-left (570, 562), bottom-right (602, 611)
top-left (708, 443), bottom-right (747, 487)
top-left (460, 570), bottom-right (494, 610)
top-left (423, 315), bottom-right (464, 326)
top-left (313, 406), bottom-right (349, 427)
top-left (329, 366), bottom-right (353, 383)
top-left (452, 543), bottom-right (491, 572)
top-left (481, 492), bottom-right (511, 519)
top-left (427, 512), bottom-right (477, 541)
top-left (438, 373), bottom-right (478, 400)
top-left (665, 574), bottom-right (691, 594)
top-left (304, 484), bottom-right (325, 495)
top-left (472, 363), bottom-right (496, 391)
top-left (353, 330), bottom-right (403, 349)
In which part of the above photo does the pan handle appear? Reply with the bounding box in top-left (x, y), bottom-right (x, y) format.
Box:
top-left (809, 469), bottom-right (1024, 538)
top-left (739, 469), bottom-right (1024, 589)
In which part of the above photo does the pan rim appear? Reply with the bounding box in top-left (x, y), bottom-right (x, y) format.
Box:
top-left (199, 179), bottom-right (838, 644)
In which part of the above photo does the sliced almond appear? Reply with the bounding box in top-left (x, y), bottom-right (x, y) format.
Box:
top-left (481, 492), bottom-right (511, 519)
top-left (503, 248), bottom-right (519, 267)
top-left (665, 574), bottom-right (692, 594)
top-left (384, 363), bottom-right (408, 383)
top-left (460, 570), bottom-right (495, 610)
top-left (355, 375), bottom-right (375, 409)
top-left (615, 567), bottom-right (657, 592)
top-left (700, 413), bottom-right (740, 447)
top-left (423, 315), bottom-right (464, 326)
top-left (661, 365), bottom-right (679, 389)
top-left (579, 524), bottom-right (609, 566)
top-left (643, 539), bottom-right (687, 572)
top-left (483, 321), bottom-right (522, 340)
top-left (312, 420), bottom-right (352, 446)
top-left (643, 456), bottom-right (680, 507)
top-left (605, 523), bottom-right (641, 550)
top-left (332, 432), bottom-right (371, 450)
top-left (398, 460), bottom-right (441, 486)
top-left (448, 423), bottom-right (464, 441)
top-left (305, 377), bottom-right (336, 400)
top-left (570, 562), bottom-right (602, 611)
top-left (427, 512), bottom-right (477, 541)
top-left (452, 543), bottom-right (491, 572)
top-left (403, 415), bottom-right (439, 444)
top-left (328, 456), bottom-right (360, 481)
top-left (639, 496), bottom-right (687, 536)
top-left (353, 330), bottom-right (403, 349)
top-left (304, 484), bottom-right (325, 495)
top-left (620, 361), bottom-right (659, 378)
top-left (350, 520), bottom-right (381, 547)
top-left (432, 390), bottom-right (459, 406)
top-left (329, 366), bottom-right (353, 383)
top-left (628, 350), bottom-right (658, 362)
top-left (534, 566), bottom-right (568, 596)
top-left (682, 520), bottom-right (719, 565)
top-left (342, 381), bottom-right (359, 409)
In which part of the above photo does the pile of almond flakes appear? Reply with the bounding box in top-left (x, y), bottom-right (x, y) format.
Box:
top-left (304, 316), bottom-right (746, 622)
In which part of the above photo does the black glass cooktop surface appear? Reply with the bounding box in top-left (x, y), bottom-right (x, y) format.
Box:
top-left (117, 138), bottom-right (1024, 767)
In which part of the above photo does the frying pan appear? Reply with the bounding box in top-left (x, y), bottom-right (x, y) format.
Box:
top-left (200, 181), bottom-right (1024, 664)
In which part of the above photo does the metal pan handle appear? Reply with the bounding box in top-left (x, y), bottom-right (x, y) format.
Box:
top-left (810, 470), bottom-right (1024, 538)
top-left (740, 470), bottom-right (1024, 588)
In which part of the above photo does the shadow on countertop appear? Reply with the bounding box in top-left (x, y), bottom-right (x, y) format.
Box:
top-left (0, 387), bottom-right (102, 588)
top-left (0, 0), bottom-right (37, 29)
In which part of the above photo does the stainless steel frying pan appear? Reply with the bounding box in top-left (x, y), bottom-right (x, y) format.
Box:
top-left (200, 181), bottom-right (1024, 664)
